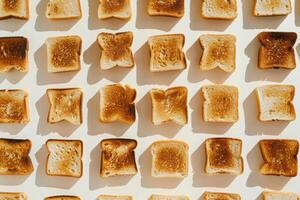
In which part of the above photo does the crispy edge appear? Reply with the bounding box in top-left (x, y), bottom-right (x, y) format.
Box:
top-left (46, 0), bottom-right (82, 20)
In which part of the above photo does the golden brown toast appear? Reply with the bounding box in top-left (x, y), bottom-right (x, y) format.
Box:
top-left (100, 138), bottom-right (137, 177)
top-left (203, 192), bottom-right (241, 200)
top-left (45, 196), bottom-right (81, 200)
top-left (258, 32), bottom-right (297, 69)
top-left (0, 192), bottom-right (27, 200)
top-left (0, 0), bottom-right (29, 19)
top-left (201, 0), bottom-right (237, 19)
top-left (260, 139), bottom-right (299, 177)
top-left (147, 0), bottom-right (185, 17)
top-left (0, 138), bottom-right (33, 175)
top-left (98, 0), bottom-right (131, 19)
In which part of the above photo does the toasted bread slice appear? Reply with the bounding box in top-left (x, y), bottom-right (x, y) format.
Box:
top-left (0, 139), bottom-right (33, 175)
top-left (97, 32), bottom-right (134, 70)
top-left (46, 0), bottom-right (82, 19)
top-left (98, 0), bottom-right (131, 19)
top-left (263, 191), bottom-right (300, 200)
top-left (150, 194), bottom-right (189, 200)
top-left (45, 196), bottom-right (81, 200)
top-left (98, 195), bottom-right (133, 200)
top-left (147, 0), bottom-right (184, 17)
top-left (254, 0), bottom-right (291, 16)
top-left (100, 138), bottom-right (137, 177)
top-left (0, 0), bottom-right (29, 19)
top-left (148, 34), bottom-right (186, 72)
top-left (199, 34), bottom-right (236, 72)
top-left (203, 192), bottom-right (241, 200)
top-left (0, 90), bottom-right (29, 124)
top-left (202, 85), bottom-right (239, 122)
top-left (260, 139), bottom-right (299, 177)
top-left (256, 85), bottom-right (295, 121)
top-left (150, 87), bottom-right (187, 125)
top-left (258, 32), bottom-right (297, 69)
top-left (205, 138), bottom-right (243, 175)
top-left (201, 0), bottom-right (237, 19)
top-left (100, 84), bottom-right (136, 124)
top-left (0, 37), bottom-right (28, 72)
top-left (151, 140), bottom-right (189, 178)
top-left (47, 88), bottom-right (83, 125)
top-left (46, 139), bottom-right (83, 177)
top-left (46, 36), bottom-right (81, 72)
top-left (0, 192), bottom-right (27, 200)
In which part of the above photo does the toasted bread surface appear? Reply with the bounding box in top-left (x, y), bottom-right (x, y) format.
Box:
top-left (254, 0), bottom-right (291, 16)
top-left (199, 34), bottom-right (236, 72)
top-left (260, 139), bottom-right (299, 177)
top-left (202, 85), bottom-right (239, 122)
top-left (151, 140), bottom-right (188, 178)
top-left (0, 0), bottom-right (29, 19)
top-left (100, 138), bottom-right (137, 177)
top-left (98, 32), bottom-right (134, 70)
top-left (0, 138), bottom-right (33, 175)
top-left (45, 196), bottom-right (81, 200)
top-left (46, 36), bottom-right (81, 72)
top-left (205, 138), bottom-right (243, 175)
top-left (46, 0), bottom-right (82, 19)
top-left (256, 85), bottom-right (295, 121)
top-left (258, 32), bottom-right (297, 69)
top-left (262, 191), bottom-right (300, 200)
top-left (100, 84), bottom-right (136, 124)
top-left (46, 139), bottom-right (83, 177)
top-left (0, 37), bottom-right (28, 72)
top-left (148, 0), bottom-right (184, 17)
top-left (149, 194), bottom-right (189, 200)
top-left (97, 195), bottom-right (133, 200)
top-left (0, 89), bottom-right (29, 123)
top-left (150, 87), bottom-right (187, 125)
top-left (47, 88), bottom-right (83, 125)
top-left (0, 192), bottom-right (27, 200)
top-left (148, 34), bottom-right (186, 72)
top-left (203, 192), bottom-right (241, 200)
top-left (98, 0), bottom-right (131, 19)
top-left (201, 0), bottom-right (237, 19)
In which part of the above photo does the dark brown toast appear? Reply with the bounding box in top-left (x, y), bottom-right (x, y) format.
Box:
top-left (148, 0), bottom-right (184, 17)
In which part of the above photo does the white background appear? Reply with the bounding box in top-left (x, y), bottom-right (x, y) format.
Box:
top-left (0, 0), bottom-right (299, 199)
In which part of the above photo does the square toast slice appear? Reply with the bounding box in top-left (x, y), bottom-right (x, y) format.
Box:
top-left (147, 0), bottom-right (184, 17)
top-left (149, 194), bottom-right (189, 200)
top-left (46, 0), bottom-right (82, 19)
top-left (100, 138), bottom-right (138, 177)
top-left (150, 86), bottom-right (187, 125)
top-left (46, 139), bottom-right (83, 178)
top-left (201, 0), bottom-right (237, 19)
top-left (256, 85), bottom-right (295, 121)
top-left (148, 34), bottom-right (186, 72)
top-left (0, 0), bottom-right (29, 19)
top-left (260, 139), bottom-right (299, 177)
top-left (151, 140), bottom-right (189, 178)
top-left (45, 196), bottom-right (81, 200)
top-left (254, 0), bottom-right (292, 16)
top-left (98, 0), bottom-right (131, 19)
top-left (263, 191), bottom-right (300, 200)
top-left (98, 195), bottom-right (133, 200)
top-left (203, 192), bottom-right (241, 200)
top-left (0, 192), bottom-right (27, 200)
top-left (205, 138), bottom-right (243, 175)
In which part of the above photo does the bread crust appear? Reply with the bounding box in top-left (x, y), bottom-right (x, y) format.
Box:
top-left (0, 0), bottom-right (29, 19)
top-left (147, 0), bottom-right (185, 17)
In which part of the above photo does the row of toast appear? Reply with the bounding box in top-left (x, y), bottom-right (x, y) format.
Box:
top-left (0, 191), bottom-right (299, 200)
top-left (0, 0), bottom-right (295, 20)
top-left (1, 138), bottom-right (298, 178)
top-left (0, 31), bottom-right (297, 73)
top-left (0, 84), bottom-right (295, 125)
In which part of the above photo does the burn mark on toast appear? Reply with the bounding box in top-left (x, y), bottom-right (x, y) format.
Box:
top-left (0, 37), bottom-right (27, 63)
top-left (150, 0), bottom-right (184, 14)
top-left (209, 140), bottom-right (234, 168)
top-left (101, 0), bottom-right (126, 13)
top-left (3, 0), bottom-right (19, 12)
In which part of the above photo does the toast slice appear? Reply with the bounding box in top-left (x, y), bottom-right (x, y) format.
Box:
top-left (47, 88), bottom-right (83, 125)
top-left (150, 194), bottom-right (189, 200)
top-left (148, 34), bottom-right (186, 72)
top-left (46, 139), bottom-right (83, 177)
top-left (0, 89), bottom-right (29, 124)
top-left (98, 195), bottom-right (133, 200)
top-left (202, 85), bottom-right (239, 122)
top-left (151, 140), bottom-right (189, 178)
top-left (0, 0), bottom-right (29, 19)
top-left (97, 32), bottom-right (134, 70)
top-left (262, 191), bottom-right (300, 200)
top-left (257, 32), bottom-right (297, 69)
top-left (98, 0), bottom-right (131, 19)
top-left (256, 85), bottom-right (295, 121)
top-left (46, 36), bottom-right (81, 72)
top-left (205, 138), bottom-right (243, 175)
top-left (147, 0), bottom-right (184, 17)
top-left (254, 0), bottom-right (292, 16)
top-left (260, 139), bottom-right (299, 177)
top-left (0, 192), bottom-right (27, 200)
top-left (150, 86), bottom-right (187, 125)
top-left (46, 0), bottom-right (82, 19)
top-left (0, 138), bottom-right (33, 175)
top-left (100, 138), bottom-right (138, 177)
top-left (0, 37), bottom-right (28, 72)
top-left (201, 0), bottom-right (237, 19)
top-left (99, 84), bottom-right (136, 124)
top-left (199, 34), bottom-right (236, 72)
top-left (45, 196), bottom-right (81, 200)
top-left (203, 192), bottom-right (241, 200)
